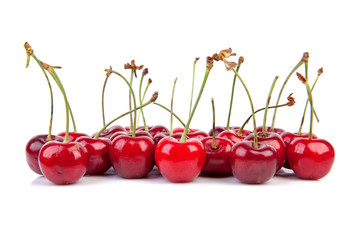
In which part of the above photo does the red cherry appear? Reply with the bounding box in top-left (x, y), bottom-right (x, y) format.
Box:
top-left (287, 138), bottom-right (335, 180)
top-left (38, 141), bottom-right (88, 185)
top-left (125, 126), bottom-right (147, 132)
top-left (109, 134), bottom-right (155, 178)
top-left (155, 136), bottom-right (206, 183)
top-left (148, 125), bottom-right (169, 137)
top-left (201, 137), bottom-right (233, 176)
top-left (76, 136), bottom-right (112, 175)
top-left (231, 141), bottom-right (277, 184)
top-left (217, 129), bottom-right (252, 144)
top-left (25, 134), bottom-right (64, 175)
top-left (91, 125), bottom-right (126, 139)
top-left (58, 132), bottom-right (89, 142)
top-left (245, 132), bottom-right (286, 172)
top-left (153, 132), bottom-right (188, 145)
top-left (280, 131), bottom-right (318, 169)
top-left (172, 127), bottom-right (198, 134)
top-left (110, 131), bottom-right (128, 141)
top-left (207, 126), bottom-right (226, 137)
top-left (256, 126), bottom-right (285, 135)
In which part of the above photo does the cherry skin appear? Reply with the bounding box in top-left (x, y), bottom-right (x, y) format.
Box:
top-left (76, 136), bottom-right (112, 175)
top-left (125, 126), bottom-right (146, 132)
top-left (280, 131), bottom-right (318, 169)
top-left (91, 125), bottom-right (126, 139)
top-left (155, 136), bottom-right (206, 183)
top-left (110, 130), bottom-right (152, 142)
top-left (186, 130), bottom-right (208, 140)
top-left (207, 126), bottom-right (226, 137)
top-left (153, 132), bottom-right (188, 145)
top-left (256, 126), bottom-right (285, 135)
top-left (172, 127), bottom-right (199, 134)
top-left (38, 141), bottom-right (88, 185)
top-left (148, 125), bottom-right (169, 138)
top-left (217, 129), bottom-right (252, 144)
top-left (200, 137), bottom-right (233, 176)
top-left (58, 132), bottom-right (89, 142)
top-left (231, 141), bottom-right (277, 184)
top-left (245, 132), bottom-right (286, 172)
top-left (287, 138), bottom-right (335, 180)
top-left (110, 134), bottom-right (155, 178)
top-left (25, 134), bottom-right (64, 175)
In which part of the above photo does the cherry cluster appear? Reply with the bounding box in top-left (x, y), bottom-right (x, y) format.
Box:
top-left (24, 43), bottom-right (335, 185)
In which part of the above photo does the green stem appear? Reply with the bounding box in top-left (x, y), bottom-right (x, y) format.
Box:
top-left (180, 69), bottom-right (211, 142)
top-left (226, 61), bottom-right (258, 148)
top-left (29, 54), bottom-right (54, 141)
top-left (226, 60), bottom-right (242, 129)
top-left (128, 70), bottom-right (134, 134)
top-left (153, 103), bottom-right (186, 127)
top-left (136, 72), bottom-right (146, 128)
top-left (101, 67), bottom-right (112, 128)
top-left (95, 99), bottom-right (154, 139)
top-left (170, 78), bottom-right (177, 135)
top-left (106, 69), bottom-right (137, 137)
top-left (305, 82), bottom-right (314, 139)
top-left (211, 98), bottom-right (217, 149)
top-left (262, 76), bottom-right (279, 136)
top-left (271, 58), bottom-right (305, 132)
top-left (189, 59), bottom-right (198, 118)
top-left (139, 79), bottom-right (151, 131)
top-left (298, 74), bottom-right (321, 135)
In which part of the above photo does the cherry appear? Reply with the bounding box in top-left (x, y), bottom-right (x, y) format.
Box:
top-left (207, 126), bottom-right (226, 137)
top-left (201, 98), bottom-right (232, 176)
top-left (231, 141), bottom-right (277, 184)
top-left (25, 134), bottom-right (63, 175)
top-left (245, 132), bottom-right (286, 172)
top-left (148, 125), bottom-right (169, 138)
top-left (172, 127), bottom-right (198, 134)
top-left (256, 126), bottom-right (284, 135)
top-left (58, 131), bottom-right (89, 142)
top-left (287, 138), bottom-right (335, 180)
top-left (220, 50), bottom-right (277, 184)
top-left (110, 134), bottom-right (155, 178)
top-left (76, 136), bottom-right (112, 175)
top-left (155, 137), bottom-right (205, 182)
top-left (186, 130), bottom-right (208, 140)
top-left (39, 141), bottom-right (88, 184)
top-left (153, 132), bottom-right (188, 145)
top-left (217, 129), bottom-right (252, 144)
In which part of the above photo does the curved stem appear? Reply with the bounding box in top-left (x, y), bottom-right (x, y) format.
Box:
top-left (189, 59), bottom-right (197, 118)
top-left (170, 78), bottom-right (177, 135)
top-left (262, 76), bottom-right (279, 136)
top-left (271, 59), bottom-right (305, 131)
top-left (153, 103), bottom-right (186, 127)
top-left (139, 79), bottom-right (151, 131)
top-left (180, 69), bottom-right (211, 142)
top-left (136, 73), bottom-right (145, 128)
top-left (305, 82), bottom-right (314, 139)
top-left (226, 61), bottom-right (242, 129)
top-left (29, 54), bottom-right (54, 141)
top-left (101, 67), bottom-right (112, 128)
top-left (211, 98), bottom-right (217, 149)
top-left (226, 61), bottom-right (258, 148)
top-left (298, 74), bottom-right (321, 135)
top-left (128, 70), bottom-right (134, 134)
top-left (105, 69), bottom-right (137, 137)
top-left (95, 99), bottom-right (153, 139)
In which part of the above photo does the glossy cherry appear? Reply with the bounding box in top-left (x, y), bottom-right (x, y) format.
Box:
top-left (25, 134), bottom-right (64, 175)
top-left (172, 127), bottom-right (198, 134)
top-left (256, 126), bottom-right (285, 135)
top-left (217, 129), bottom-right (252, 144)
top-left (91, 125), bottom-right (126, 139)
top-left (153, 132), bottom-right (187, 145)
top-left (201, 137), bottom-right (233, 176)
top-left (76, 136), bottom-right (112, 175)
top-left (155, 137), bottom-right (206, 182)
top-left (245, 132), bottom-right (286, 172)
top-left (39, 141), bottom-right (88, 184)
top-left (148, 125), bottom-right (169, 137)
top-left (287, 138), bottom-right (335, 180)
top-left (231, 141), bottom-right (277, 184)
top-left (110, 133), bottom-right (155, 178)
top-left (208, 126), bottom-right (226, 137)
top-left (186, 130), bottom-right (208, 140)
top-left (58, 132), bottom-right (89, 142)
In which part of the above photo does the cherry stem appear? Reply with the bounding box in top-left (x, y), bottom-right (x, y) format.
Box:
top-left (95, 93), bottom-right (157, 139)
top-left (298, 72), bottom-right (321, 135)
top-left (271, 53), bottom-right (308, 132)
top-left (45, 67), bottom-right (71, 143)
top-left (262, 76), bottom-right (279, 136)
top-left (226, 60), bottom-right (258, 148)
top-left (25, 50), bottom-right (54, 141)
top-left (170, 78), bottom-right (178, 135)
top-left (101, 66), bottom-right (112, 128)
top-left (211, 98), bottom-right (217, 149)
top-left (136, 72), bottom-right (148, 130)
top-left (128, 70), bottom-right (134, 134)
top-left (226, 57), bottom-right (243, 129)
top-left (189, 58), bottom-right (198, 119)
top-left (105, 69), bottom-right (137, 138)
top-left (153, 103), bottom-right (186, 127)
top-left (138, 79), bottom-right (151, 131)
top-left (180, 67), bottom-right (211, 142)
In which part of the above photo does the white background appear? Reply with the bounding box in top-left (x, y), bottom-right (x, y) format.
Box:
top-left (1, 0), bottom-right (359, 239)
